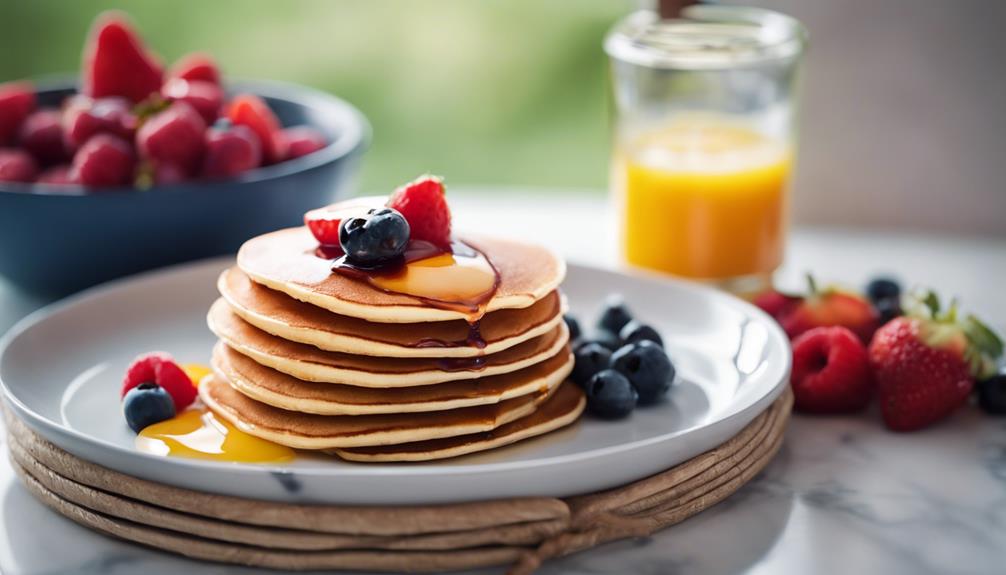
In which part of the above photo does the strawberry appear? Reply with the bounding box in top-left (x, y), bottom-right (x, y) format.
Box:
top-left (121, 352), bottom-right (197, 410)
top-left (790, 326), bottom-right (873, 413)
top-left (136, 102), bottom-right (206, 176)
top-left (753, 289), bottom-right (802, 321)
top-left (281, 126), bottom-right (327, 160)
top-left (36, 165), bottom-right (76, 186)
top-left (778, 275), bottom-right (879, 344)
top-left (869, 292), bottom-right (1004, 431)
top-left (0, 81), bottom-right (35, 145)
top-left (225, 94), bottom-right (287, 164)
top-left (0, 149), bottom-right (39, 183)
top-left (71, 133), bottom-right (135, 187)
top-left (19, 109), bottom-right (69, 165)
top-left (161, 78), bottom-right (223, 124)
top-left (81, 12), bottom-right (164, 103)
top-left (304, 196), bottom-right (384, 246)
top-left (202, 122), bottom-right (261, 179)
top-left (386, 175), bottom-right (452, 249)
top-left (62, 95), bottom-right (137, 151)
top-left (168, 52), bottom-right (221, 85)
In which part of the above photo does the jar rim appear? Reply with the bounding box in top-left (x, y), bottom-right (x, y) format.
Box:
top-left (605, 6), bottom-right (807, 70)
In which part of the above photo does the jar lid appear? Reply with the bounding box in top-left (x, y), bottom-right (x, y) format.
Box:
top-left (605, 6), bottom-right (806, 70)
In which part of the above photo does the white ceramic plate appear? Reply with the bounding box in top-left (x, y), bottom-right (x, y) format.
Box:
top-left (0, 258), bottom-right (790, 504)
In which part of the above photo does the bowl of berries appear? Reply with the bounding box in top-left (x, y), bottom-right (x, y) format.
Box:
top-left (0, 12), bottom-right (369, 295)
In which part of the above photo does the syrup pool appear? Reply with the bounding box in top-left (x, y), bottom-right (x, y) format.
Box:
top-left (136, 408), bottom-right (295, 464)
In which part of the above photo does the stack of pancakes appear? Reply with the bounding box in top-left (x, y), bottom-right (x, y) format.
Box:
top-left (199, 227), bottom-right (585, 462)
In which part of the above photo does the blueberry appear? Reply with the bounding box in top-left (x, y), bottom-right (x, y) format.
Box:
top-left (875, 297), bottom-right (902, 325)
top-left (866, 277), bottom-right (901, 304)
top-left (123, 382), bottom-right (176, 433)
top-left (339, 207), bottom-right (410, 265)
top-left (563, 314), bottom-right (582, 342)
top-left (977, 374), bottom-right (1006, 415)
top-left (619, 320), bottom-right (663, 347)
top-left (588, 329), bottom-right (622, 351)
top-left (597, 294), bottom-right (633, 334)
top-left (610, 341), bottom-right (674, 404)
top-left (572, 342), bottom-right (612, 387)
top-left (585, 369), bottom-right (638, 419)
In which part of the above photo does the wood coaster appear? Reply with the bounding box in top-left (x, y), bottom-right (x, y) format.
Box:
top-left (5, 388), bottom-right (791, 573)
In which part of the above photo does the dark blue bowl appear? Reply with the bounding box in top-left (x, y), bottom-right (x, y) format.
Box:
top-left (0, 79), bottom-right (369, 296)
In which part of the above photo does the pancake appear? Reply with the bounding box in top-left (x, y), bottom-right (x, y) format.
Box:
top-left (237, 228), bottom-right (566, 323)
top-left (208, 301), bottom-right (570, 387)
top-left (212, 342), bottom-right (573, 415)
top-left (218, 269), bottom-right (564, 358)
top-left (199, 374), bottom-right (548, 449)
top-left (333, 382), bottom-right (585, 462)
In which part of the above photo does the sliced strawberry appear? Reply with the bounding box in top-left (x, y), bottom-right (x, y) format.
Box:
top-left (225, 94), bottom-right (287, 164)
top-left (0, 81), bottom-right (36, 145)
top-left (122, 352), bottom-right (197, 410)
top-left (791, 326), bottom-right (873, 413)
top-left (168, 52), bottom-right (221, 85)
top-left (869, 292), bottom-right (1004, 431)
top-left (81, 12), bottom-right (164, 103)
top-left (304, 196), bottom-right (385, 246)
top-left (386, 175), bottom-right (452, 249)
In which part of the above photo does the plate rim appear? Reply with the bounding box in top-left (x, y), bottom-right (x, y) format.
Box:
top-left (1, 255), bottom-right (791, 481)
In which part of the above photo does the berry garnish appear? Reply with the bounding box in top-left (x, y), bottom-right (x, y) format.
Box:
top-left (572, 342), bottom-right (612, 387)
top-left (122, 352), bottom-right (197, 410)
top-left (977, 374), bottom-right (1006, 416)
top-left (866, 277), bottom-right (901, 304)
top-left (618, 320), bottom-right (663, 347)
top-left (778, 275), bottom-right (879, 344)
top-left (386, 175), bottom-right (452, 250)
top-left (168, 52), bottom-right (220, 85)
top-left (0, 81), bottom-right (36, 145)
top-left (18, 109), bottom-right (68, 165)
top-left (563, 314), bottom-right (582, 342)
top-left (225, 94), bottom-right (287, 164)
top-left (610, 340), bottom-right (674, 405)
top-left (597, 294), bottom-right (633, 335)
top-left (281, 126), bottom-right (327, 160)
top-left (339, 207), bottom-right (411, 266)
top-left (0, 149), bottom-right (39, 183)
top-left (790, 326), bottom-right (873, 413)
top-left (70, 133), bottom-right (135, 187)
top-left (122, 382), bottom-right (176, 433)
top-left (202, 121), bottom-right (261, 179)
top-left (304, 197), bottom-right (383, 247)
top-left (81, 12), bottom-right (164, 103)
top-left (161, 78), bottom-right (223, 124)
top-left (869, 291), bottom-right (1004, 431)
top-left (62, 95), bottom-right (138, 150)
top-left (136, 101), bottom-right (206, 176)
top-left (585, 369), bottom-right (638, 419)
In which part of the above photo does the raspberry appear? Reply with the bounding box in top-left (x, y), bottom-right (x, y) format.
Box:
top-left (0, 81), bottom-right (35, 145)
top-left (62, 95), bottom-right (137, 151)
top-left (37, 165), bottom-right (76, 185)
top-left (82, 12), bottom-right (164, 103)
top-left (19, 109), bottom-right (69, 165)
top-left (161, 78), bottom-right (222, 125)
top-left (202, 122), bottom-right (261, 179)
top-left (225, 94), bottom-right (287, 164)
top-left (121, 352), bottom-right (197, 410)
top-left (281, 126), bottom-right (326, 160)
top-left (168, 52), bottom-right (220, 85)
top-left (386, 175), bottom-right (452, 249)
top-left (136, 101), bottom-right (206, 175)
top-left (0, 149), bottom-right (38, 183)
top-left (790, 326), bottom-right (873, 413)
top-left (71, 134), bottom-right (135, 187)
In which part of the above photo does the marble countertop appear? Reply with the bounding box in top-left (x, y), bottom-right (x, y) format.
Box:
top-left (2, 191), bottom-right (1004, 575)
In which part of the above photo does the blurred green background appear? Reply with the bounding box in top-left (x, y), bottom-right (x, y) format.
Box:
top-left (0, 0), bottom-right (632, 194)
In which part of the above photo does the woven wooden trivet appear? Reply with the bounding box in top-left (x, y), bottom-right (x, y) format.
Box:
top-left (5, 388), bottom-right (791, 573)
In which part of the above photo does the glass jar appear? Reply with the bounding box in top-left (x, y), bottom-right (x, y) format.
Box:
top-left (606, 5), bottom-right (806, 295)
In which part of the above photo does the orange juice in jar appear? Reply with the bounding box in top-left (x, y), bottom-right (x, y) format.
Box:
top-left (606, 6), bottom-right (805, 294)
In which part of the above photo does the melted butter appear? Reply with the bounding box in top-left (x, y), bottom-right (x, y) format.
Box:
top-left (370, 252), bottom-right (497, 311)
top-left (136, 409), bottom-right (295, 464)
